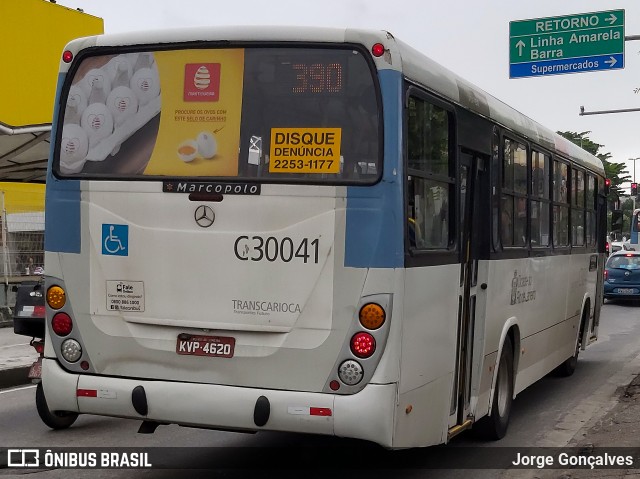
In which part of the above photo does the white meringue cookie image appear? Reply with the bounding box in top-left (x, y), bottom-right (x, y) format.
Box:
top-left (81, 103), bottom-right (114, 149)
top-left (59, 124), bottom-right (89, 174)
top-left (109, 56), bottom-right (133, 88)
top-left (130, 67), bottom-right (160, 106)
top-left (81, 68), bottom-right (112, 104)
top-left (64, 85), bottom-right (88, 125)
top-left (106, 86), bottom-right (139, 127)
top-left (197, 131), bottom-right (217, 159)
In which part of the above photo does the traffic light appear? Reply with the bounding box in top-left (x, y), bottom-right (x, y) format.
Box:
top-left (605, 178), bottom-right (611, 195)
top-left (632, 183), bottom-right (638, 196)
top-left (611, 209), bottom-right (623, 232)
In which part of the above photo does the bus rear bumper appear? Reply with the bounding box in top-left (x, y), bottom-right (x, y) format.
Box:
top-left (42, 358), bottom-right (396, 446)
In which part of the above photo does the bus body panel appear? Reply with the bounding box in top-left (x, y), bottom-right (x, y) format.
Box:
top-left (393, 372), bottom-right (452, 447)
top-left (46, 186), bottom-right (385, 391)
top-left (345, 69), bottom-right (404, 269)
top-left (45, 72), bottom-right (82, 254)
top-left (483, 253), bottom-right (597, 396)
top-left (43, 357), bottom-right (398, 446)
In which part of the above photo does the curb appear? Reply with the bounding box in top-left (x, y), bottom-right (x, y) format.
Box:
top-left (0, 366), bottom-right (31, 389)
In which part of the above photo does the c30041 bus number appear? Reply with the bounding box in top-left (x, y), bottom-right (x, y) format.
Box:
top-left (234, 236), bottom-right (320, 264)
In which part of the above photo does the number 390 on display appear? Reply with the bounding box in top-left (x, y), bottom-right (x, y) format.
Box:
top-left (234, 236), bottom-right (320, 264)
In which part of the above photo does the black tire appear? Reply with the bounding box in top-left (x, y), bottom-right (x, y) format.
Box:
top-left (474, 336), bottom-right (514, 440)
top-left (555, 350), bottom-right (578, 377)
top-left (36, 382), bottom-right (78, 430)
top-left (555, 311), bottom-right (586, 377)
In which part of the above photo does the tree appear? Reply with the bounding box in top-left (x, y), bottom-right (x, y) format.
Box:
top-left (621, 197), bottom-right (635, 232)
top-left (556, 130), bottom-right (630, 201)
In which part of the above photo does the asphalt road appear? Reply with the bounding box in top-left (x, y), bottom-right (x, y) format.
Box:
top-left (1, 300), bottom-right (639, 478)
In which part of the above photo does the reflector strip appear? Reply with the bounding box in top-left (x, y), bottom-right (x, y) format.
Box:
top-left (287, 406), bottom-right (332, 416)
top-left (310, 407), bottom-right (332, 417)
top-left (77, 389), bottom-right (97, 397)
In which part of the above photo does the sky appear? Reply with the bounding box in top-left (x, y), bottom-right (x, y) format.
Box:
top-left (58, 0), bottom-right (640, 185)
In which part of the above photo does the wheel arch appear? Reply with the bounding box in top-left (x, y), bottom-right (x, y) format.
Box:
top-left (486, 319), bottom-right (520, 415)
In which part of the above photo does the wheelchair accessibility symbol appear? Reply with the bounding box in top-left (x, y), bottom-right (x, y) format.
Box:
top-left (102, 224), bottom-right (129, 256)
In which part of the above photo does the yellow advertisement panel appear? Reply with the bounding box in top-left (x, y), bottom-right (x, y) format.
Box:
top-left (0, 0), bottom-right (104, 127)
top-left (269, 128), bottom-right (341, 174)
top-left (58, 49), bottom-right (244, 177)
top-left (144, 50), bottom-right (244, 176)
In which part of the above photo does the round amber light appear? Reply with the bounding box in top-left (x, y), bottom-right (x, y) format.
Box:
top-left (47, 286), bottom-right (66, 310)
top-left (358, 303), bottom-right (386, 330)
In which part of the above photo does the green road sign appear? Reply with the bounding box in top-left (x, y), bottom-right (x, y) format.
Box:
top-left (510, 10), bottom-right (624, 78)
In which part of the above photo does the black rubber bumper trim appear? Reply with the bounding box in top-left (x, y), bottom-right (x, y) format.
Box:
top-left (254, 395), bottom-right (270, 427)
top-left (132, 385), bottom-right (148, 416)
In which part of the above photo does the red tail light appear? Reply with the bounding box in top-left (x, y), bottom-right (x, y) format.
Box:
top-left (33, 305), bottom-right (45, 318)
top-left (31, 340), bottom-right (44, 354)
top-left (350, 332), bottom-right (376, 358)
top-left (371, 43), bottom-right (385, 57)
top-left (52, 312), bottom-right (73, 336)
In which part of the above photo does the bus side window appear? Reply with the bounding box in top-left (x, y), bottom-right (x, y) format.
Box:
top-left (408, 176), bottom-right (449, 249)
top-left (405, 93), bottom-right (453, 251)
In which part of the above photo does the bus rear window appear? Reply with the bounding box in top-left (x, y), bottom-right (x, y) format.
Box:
top-left (56, 47), bottom-right (381, 184)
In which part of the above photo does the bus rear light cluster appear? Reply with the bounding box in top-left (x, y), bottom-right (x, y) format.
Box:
top-left (52, 312), bottom-right (73, 336)
top-left (359, 303), bottom-right (386, 330)
top-left (328, 296), bottom-right (391, 392)
top-left (350, 332), bottom-right (376, 358)
top-left (47, 285), bottom-right (66, 309)
top-left (338, 360), bottom-right (363, 386)
top-left (61, 339), bottom-right (82, 363)
top-left (46, 283), bottom-right (85, 364)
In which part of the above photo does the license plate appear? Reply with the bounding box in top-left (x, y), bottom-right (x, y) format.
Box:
top-left (616, 288), bottom-right (635, 294)
top-left (176, 334), bottom-right (235, 358)
top-left (28, 357), bottom-right (42, 379)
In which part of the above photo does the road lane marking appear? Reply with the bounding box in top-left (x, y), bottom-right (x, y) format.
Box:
top-left (0, 384), bottom-right (35, 394)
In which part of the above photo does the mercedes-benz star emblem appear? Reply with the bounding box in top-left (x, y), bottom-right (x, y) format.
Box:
top-left (194, 205), bottom-right (215, 228)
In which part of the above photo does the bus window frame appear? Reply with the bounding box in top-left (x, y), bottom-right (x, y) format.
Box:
top-left (552, 156), bottom-right (571, 252)
top-left (403, 85), bottom-right (458, 268)
top-left (51, 41), bottom-right (385, 187)
top-left (585, 172), bottom-right (598, 249)
top-left (529, 147), bottom-right (552, 250)
top-left (499, 132), bottom-right (530, 253)
top-left (570, 166), bottom-right (587, 251)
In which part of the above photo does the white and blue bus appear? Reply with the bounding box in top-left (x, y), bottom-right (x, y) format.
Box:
top-left (41, 27), bottom-right (606, 448)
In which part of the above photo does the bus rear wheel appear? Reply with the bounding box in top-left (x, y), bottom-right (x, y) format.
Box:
top-left (555, 309), bottom-right (586, 377)
top-left (36, 382), bottom-right (79, 430)
top-left (474, 336), bottom-right (514, 440)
